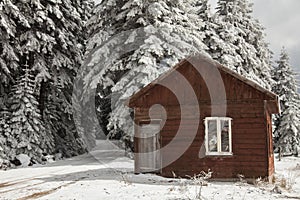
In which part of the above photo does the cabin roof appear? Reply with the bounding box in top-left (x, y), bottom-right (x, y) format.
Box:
top-left (126, 54), bottom-right (279, 111)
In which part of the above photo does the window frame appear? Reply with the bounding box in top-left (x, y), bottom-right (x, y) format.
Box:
top-left (204, 117), bottom-right (233, 156)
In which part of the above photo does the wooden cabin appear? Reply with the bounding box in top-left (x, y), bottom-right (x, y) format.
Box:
top-left (126, 54), bottom-right (280, 180)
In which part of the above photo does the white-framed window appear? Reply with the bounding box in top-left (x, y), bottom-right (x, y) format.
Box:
top-left (204, 117), bottom-right (232, 156)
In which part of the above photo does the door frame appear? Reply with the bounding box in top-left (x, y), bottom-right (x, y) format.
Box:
top-left (135, 119), bottom-right (162, 174)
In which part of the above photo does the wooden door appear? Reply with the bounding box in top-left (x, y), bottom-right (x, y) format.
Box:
top-left (138, 122), bottom-right (161, 173)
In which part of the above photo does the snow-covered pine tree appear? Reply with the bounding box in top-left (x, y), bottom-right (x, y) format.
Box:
top-left (0, 0), bottom-right (21, 85)
top-left (245, 14), bottom-right (273, 89)
top-left (0, 1), bottom-right (21, 162)
top-left (197, 1), bottom-right (244, 67)
top-left (234, 0), bottom-right (274, 89)
top-left (208, 0), bottom-right (244, 71)
top-left (0, 82), bottom-right (10, 165)
top-left (83, 0), bottom-right (208, 148)
top-left (0, 107), bottom-right (11, 168)
top-left (275, 105), bottom-right (300, 155)
top-left (0, 0), bottom-right (94, 161)
top-left (272, 48), bottom-right (298, 111)
top-left (0, 0), bottom-right (28, 165)
top-left (272, 48), bottom-right (300, 155)
top-left (8, 68), bottom-right (54, 164)
top-left (196, 0), bottom-right (241, 73)
top-left (212, 0), bottom-right (272, 89)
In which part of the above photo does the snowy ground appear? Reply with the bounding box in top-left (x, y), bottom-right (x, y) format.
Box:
top-left (0, 140), bottom-right (299, 200)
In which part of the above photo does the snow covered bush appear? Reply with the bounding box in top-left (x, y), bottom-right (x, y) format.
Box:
top-left (15, 154), bottom-right (31, 167)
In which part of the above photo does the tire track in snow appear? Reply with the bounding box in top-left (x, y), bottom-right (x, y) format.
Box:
top-left (0, 182), bottom-right (44, 194)
top-left (16, 177), bottom-right (86, 200)
top-left (0, 178), bottom-right (36, 189)
top-left (0, 166), bottom-right (72, 188)
top-left (0, 166), bottom-right (89, 199)
top-left (1, 171), bottom-right (90, 200)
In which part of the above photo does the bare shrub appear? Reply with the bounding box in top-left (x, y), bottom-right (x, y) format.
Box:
top-left (169, 170), bottom-right (212, 200)
top-left (120, 172), bottom-right (132, 185)
top-left (277, 171), bottom-right (298, 191)
top-left (186, 170), bottom-right (213, 200)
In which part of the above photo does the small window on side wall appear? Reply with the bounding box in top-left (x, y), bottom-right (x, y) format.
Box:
top-left (204, 117), bottom-right (232, 156)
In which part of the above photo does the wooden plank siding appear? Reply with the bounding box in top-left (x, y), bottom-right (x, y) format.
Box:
top-left (134, 101), bottom-right (269, 178)
top-left (130, 56), bottom-right (278, 179)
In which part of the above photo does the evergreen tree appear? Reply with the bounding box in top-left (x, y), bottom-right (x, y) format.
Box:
top-left (211, 0), bottom-right (273, 89)
top-left (9, 68), bottom-right (53, 163)
top-left (275, 105), bottom-right (300, 155)
top-left (0, 107), bottom-right (11, 168)
top-left (0, 1), bottom-right (21, 162)
top-left (0, 0), bottom-right (21, 85)
top-left (272, 48), bottom-right (300, 155)
top-left (0, 0), bottom-right (93, 163)
top-left (272, 48), bottom-right (298, 111)
top-left (83, 0), bottom-right (208, 148)
top-left (0, 80), bottom-right (10, 165)
top-left (198, 0), bottom-right (242, 72)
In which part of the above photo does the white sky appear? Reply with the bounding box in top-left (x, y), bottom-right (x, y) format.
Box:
top-left (210, 0), bottom-right (300, 74)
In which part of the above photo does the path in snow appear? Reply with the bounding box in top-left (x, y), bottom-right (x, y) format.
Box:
top-left (0, 140), bottom-right (133, 200)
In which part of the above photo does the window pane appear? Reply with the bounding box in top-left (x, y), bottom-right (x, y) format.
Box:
top-left (208, 120), bottom-right (217, 152)
top-left (221, 120), bottom-right (229, 152)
